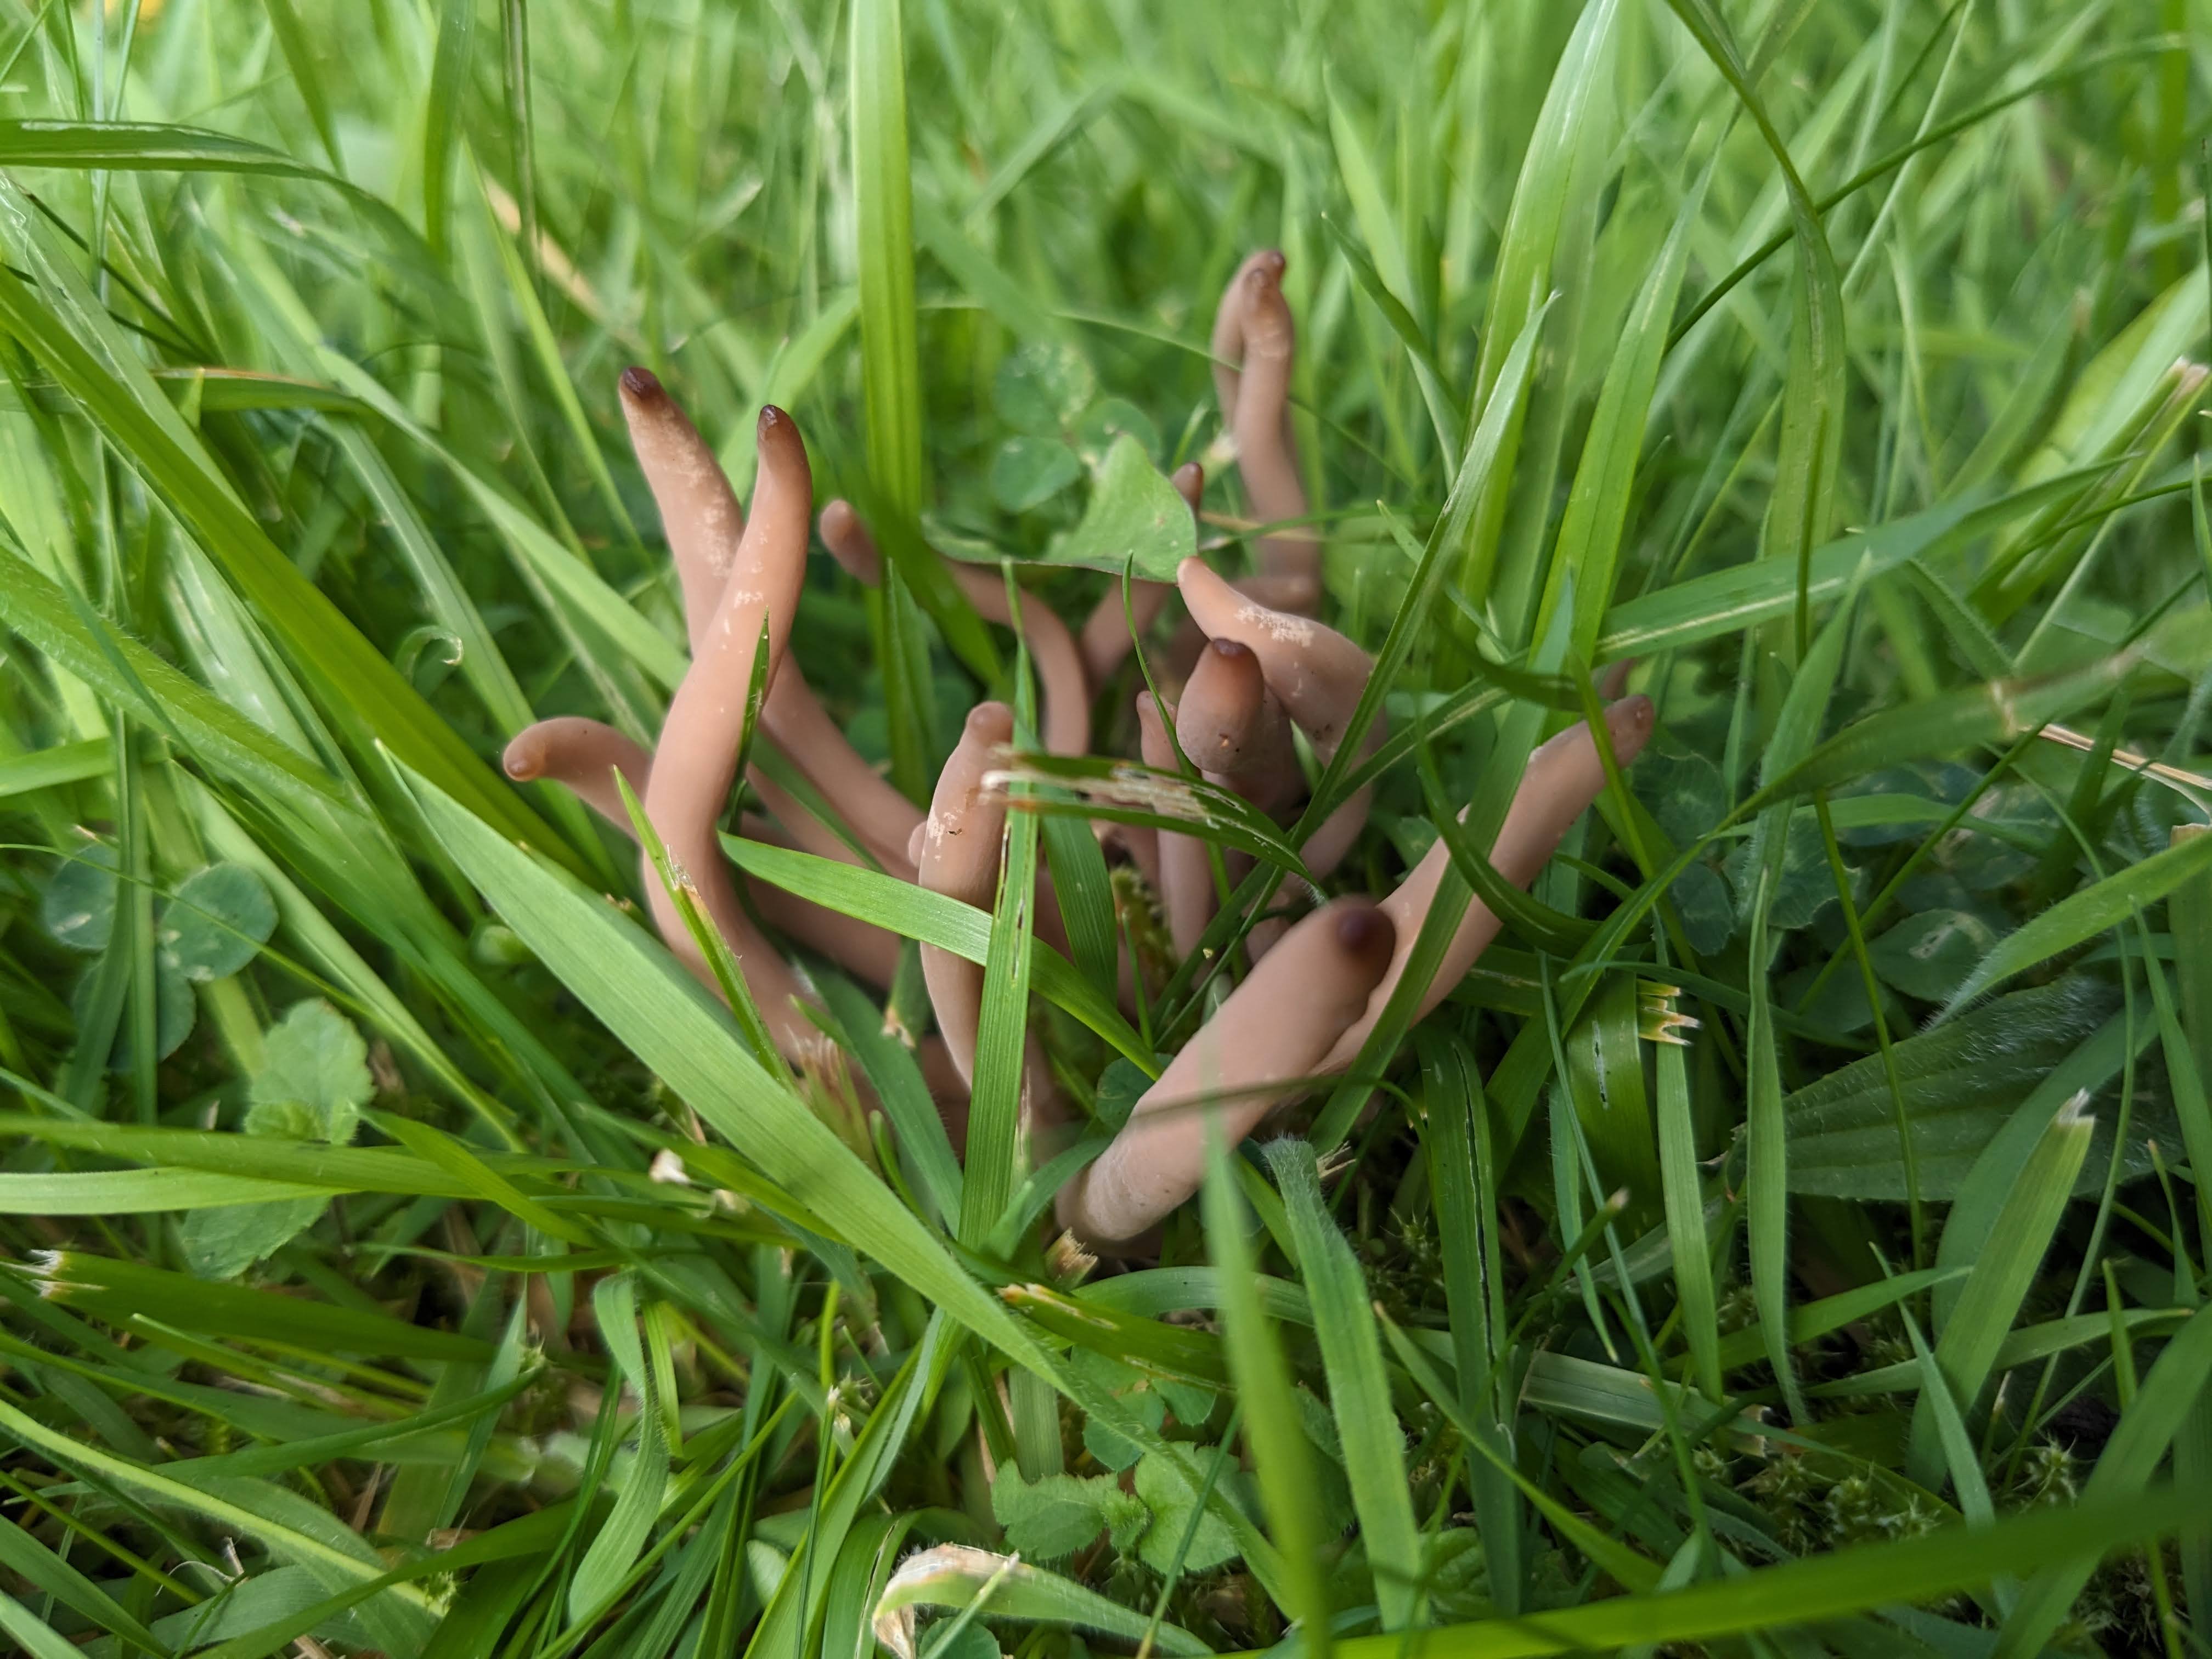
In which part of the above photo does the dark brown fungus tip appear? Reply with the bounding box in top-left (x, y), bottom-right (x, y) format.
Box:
top-left (1334, 901), bottom-right (1395, 971)
top-left (618, 365), bottom-right (663, 401)
top-left (1171, 461), bottom-right (1204, 512)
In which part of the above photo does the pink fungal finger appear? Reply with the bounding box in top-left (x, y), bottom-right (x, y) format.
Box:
top-left (819, 499), bottom-right (1093, 758)
top-left (619, 368), bottom-right (747, 654)
top-left (640, 406), bottom-right (816, 1056)
top-left (745, 772), bottom-right (904, 985)
top-left (1177, 554), bottom-right (1381, 872)
top-left (1211, 251), bottom-right (1313, 604)
top-left (918, 702), bottom-right (1016, 1086)
top-left (1318, 695), bottom-right (1657, 1072)
top-left (1136, 691), bottom-right (1215, 961)
top-left (1175, 636), bottom-right (1301, 814)
top-left (940, 562), bottom-right (1092, 758)
top-left (760, 666), bottom-right (923, 883)
top-left (819, 498), bottom-right (884, 585)
top-left (1077, 461), bottom-right (1197, 683)
top-left (1058, 897), bottom-right (1396, 1245)
top-left (503, 718), bottom-right (651, 836)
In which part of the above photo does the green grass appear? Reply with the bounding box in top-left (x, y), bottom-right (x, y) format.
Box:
top-left (1, 0), bottom-right (2211, 1654)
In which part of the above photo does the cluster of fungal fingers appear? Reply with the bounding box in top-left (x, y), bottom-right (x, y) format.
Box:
top-left (505, 251), bottom-right (1654, 1257)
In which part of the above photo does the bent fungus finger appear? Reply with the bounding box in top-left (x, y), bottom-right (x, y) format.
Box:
top-left (761, 667), bottom-right (923, 882)
top-left (504, 717), bottom-right (651, 835)
top-left (819, 499), bottom-right (1092, 757)
top-left (1058, 897), bottom-right (1395, 1245)
top-left (1211, 251), bottom-right (1314, 602)
top-left (1317, 695), bottom-right (1657, 1072)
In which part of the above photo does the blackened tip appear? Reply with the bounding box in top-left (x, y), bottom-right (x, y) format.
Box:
top-left (758, 404), bottom-right (788, 436)
top-left (1206, 636), bottom-right (1250, 662)
top-left (1334, 902), bottom-right (1394, 966)
top-left (619, 365), bottom-right (662, 400)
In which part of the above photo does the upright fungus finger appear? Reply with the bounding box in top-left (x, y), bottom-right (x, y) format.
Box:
top-left (1175, 636), bottom-right (1300, 814)
top-left (1318, 696), bottom-right (1657, 1072)
top-left (503, 717), bottom-right (651, 834)
top-left (1058, 897), bottom-right (1396, 1245)
top-left (640, 406), bottom-right (816, 1054)
top-left (761, 668), bottom-right (923, 882)
top-left (619, 368), bottom-right (747, 654)
top-left (1135, 690), bottom-right (1215, 961)
top-left (1211, 251), bottom-right (1314, 602)
top-left (818, 498), bottom-right (883, 585)
top-left (818, 499), bottom-right (1092, 757)
top-left (918, 702), bottom-right (1016, 1086)
top-left (1077, 461), bottom-right (1197, 683)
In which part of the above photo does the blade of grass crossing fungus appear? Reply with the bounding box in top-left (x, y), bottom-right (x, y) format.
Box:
top-left (1202, 1126), bottom-right (1330, 1659)
top-left (851, 0), bottom-right (941, 799)
top-left (959, 766), bottom-right (1041, 1247)
top-left (1265, 1138), bottom-right (1425, 1629)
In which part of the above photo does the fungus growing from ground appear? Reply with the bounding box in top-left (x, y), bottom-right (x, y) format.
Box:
top-left (507, 252), bottom-right (1652, 1256)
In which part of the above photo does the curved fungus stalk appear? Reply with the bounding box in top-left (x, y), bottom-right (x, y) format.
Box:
top-left (503, 328), bottom-right (1658, 1260)
top-left (503, 716), bottom-right (651, 832)
top-left (1319, 694), bottom-right (1657, 1071)
top-left (759, 669), bottom-right (923, 882)
top-left (819, 499), bottom-right (1092, 758)
top-left (1058, 898), bottom-right (1396, 1245)
top-left (1135, 690), bottom-right (1217, 961)
top-left (1211, 250), bottom-right (1316, 606)
top-left (637, 404), bottom-right (817, 1054)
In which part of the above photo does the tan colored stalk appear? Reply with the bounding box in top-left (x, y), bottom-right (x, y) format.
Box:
top-left (918, 703), bottom-right (1015, 1086)
top-left (1135, 690), bottom-right (1215, 960)
top-left (619, 368), bottom-right (747, 653)
top-left (1211, 250), bottom-right (1314, 602)
top-left (1058, 898), bottom-right (1396, 1244)
top-left (503, 716), bottom-right (651, 833)
top-left (1318, 696), bottom-right (1657, 1070)
top-left (637, 405), bottom-right (816, 1054)
top-left (744, 775), bottom-right (903, 986)
top-left (820, 499), bottom-right (1091, 757)
top-left (760, 669), bottom-right (923, 882)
